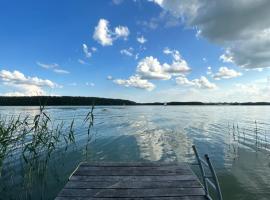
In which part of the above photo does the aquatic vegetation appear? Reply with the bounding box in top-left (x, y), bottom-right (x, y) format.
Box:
top-left (0, 104), bottom-right (95, 198)
top-left (228, 121), bottom-right (270, 155)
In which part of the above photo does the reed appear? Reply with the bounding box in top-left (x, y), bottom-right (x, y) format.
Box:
top-left (227, 120), bottom-right (270, 155)
top-left (0, 104), bottom-right (95, 177)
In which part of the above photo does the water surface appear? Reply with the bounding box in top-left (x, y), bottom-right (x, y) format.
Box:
top-left (0, 106), bottom-right (270, 200)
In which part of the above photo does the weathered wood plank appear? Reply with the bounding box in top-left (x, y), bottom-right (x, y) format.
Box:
top-left (79, 162), bottom-right (186, 167)
top-left (58, 188), bottom-right (205, 197)
top-left (56, 162), bottom-right (207, 199)
top-left (78, 165), bottom-right (190, 171)
top-left (65, 180), bottom-right (202, 189)
top-left (55, 196), bottom-right (207, 200)
top-left (70, 175), bottom-right (198, 182)
top-left (73, 168), bottom-right (192, 176)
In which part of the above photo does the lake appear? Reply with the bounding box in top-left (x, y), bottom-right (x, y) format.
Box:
top-left (0, 106), bottom-right (270, 200)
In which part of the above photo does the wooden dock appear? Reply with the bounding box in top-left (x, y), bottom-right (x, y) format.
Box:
top-left (55, 162), bottom-right (208, 200)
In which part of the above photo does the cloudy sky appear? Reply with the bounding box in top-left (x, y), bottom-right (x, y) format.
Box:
top-left (1, 0), bottom-right (270, 102)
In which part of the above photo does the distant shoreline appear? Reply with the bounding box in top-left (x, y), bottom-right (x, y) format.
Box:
top-left (1, 96), bottom-right (270, 106)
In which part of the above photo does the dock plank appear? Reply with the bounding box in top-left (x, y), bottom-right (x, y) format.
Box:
top-left (56, 162), bottom-right (207, 200)
top-left (74, 168), bottom-right (192, 176)
top-left (56, 197), bottom-right (207, 200)
top-left (58, 188), bottom-right (205, 197)
top-left (69, 175), bottom-right (198, 182)
top-left (64, 180), bottom-right (201, 189)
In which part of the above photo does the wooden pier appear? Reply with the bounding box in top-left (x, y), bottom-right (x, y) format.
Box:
top-left (55, 162), bottom-right (208, 200)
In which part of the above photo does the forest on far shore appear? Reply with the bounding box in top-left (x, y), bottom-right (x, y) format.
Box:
top-left (0, 96), bottom-right (270, 106)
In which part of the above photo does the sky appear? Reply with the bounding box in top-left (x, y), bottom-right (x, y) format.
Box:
top-left (1, 0), bottom-right (270, 102)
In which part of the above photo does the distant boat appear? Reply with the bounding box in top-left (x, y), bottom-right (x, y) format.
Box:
top-left (164, 102), bottom-right (167, 106)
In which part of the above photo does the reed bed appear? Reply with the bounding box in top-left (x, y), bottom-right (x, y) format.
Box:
top-left (0, 104), bottom-right (95, 198)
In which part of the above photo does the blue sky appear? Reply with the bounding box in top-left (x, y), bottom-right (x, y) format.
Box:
top-left (1, 0), bottom-right (270, 102)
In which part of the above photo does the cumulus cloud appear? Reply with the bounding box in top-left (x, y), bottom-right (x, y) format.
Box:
top-left (176, 75), bottom-right (217, 89)
top-left (162, 48), bottom-right (191, 74)
top-left (136, 49), bottom-right (190, 80)
top-left (37, 61), bottom-right (70, 74)
top-left (0, 70), bottom-right (59, 96)
top-left (93, 19), bottom-right (130, 46)
top-left (137, 36), bottom-right (147, 44)
top-left (93, 19), bottom-right (113, 46)
top-left (113, 48), bottom-right (191, 90)
top-left (150, 0), bottom-right (270, 69)
top-left (136, 56), bottom-right (171, 80)
top-left (114, 75), bottom-right (155, 91)
top-left (213, 67), bottom-right (242, 80)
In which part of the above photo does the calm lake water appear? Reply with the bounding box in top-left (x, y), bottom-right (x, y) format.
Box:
top-left (0, 106), bottom-right (270, 200)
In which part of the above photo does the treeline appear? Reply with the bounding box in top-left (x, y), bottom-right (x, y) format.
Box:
top-left (0, 96), bottom-right (270, 106)
top-left (138, 102), bottom-right (270, 105)
top-left (0, 96), bottom-right (136, 106)
top-left (138, 102), bottom-right (205, 105)
top-left (137, 101), bottom-right (270, 106)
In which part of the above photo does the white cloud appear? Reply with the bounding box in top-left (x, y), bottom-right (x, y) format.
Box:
top-left (37, 62), bottom-right (58, 69)
top-left (176, 75), bottom-right (217, 89)
top-left (0, 70), bottom-right (59, 96)
top-left (162, 48), bottom-right (191, 74)
top-left (78, 59), bottom-right (88, 65)
top-left (37, 61), bottom-right (69, 74)
top-left (86, 82), bottom-right (95, 87)
top-left (224, 82), bottom-right (270, 102)
top-left (163, 47), bottom-right (180, 61)
top-left (114, 26), bottom-right (129, 39)
top-left (93, 19), bottom-right (113, 46)
top-left (114, 49), bottom-right (191, 91)
top-left (4, 92), bottom-right (26, 96)
top-left (207, 66), bottom-right (212, 75)
top-left (137, 36), bottom-right (147, 44)
top-left (219, 50), bottom-right (233, 63)
top-left (82, 44), bottom-right (92, 58)
top-left (53, 69), bottom-right (70, 74)
top-left (120, 48), bottom-right (133, 57)
top-left (150, 0), bottom-right (270, 69)
top-left (213, 67), bottom-right (242, 80)
top-left (114, 75), bottom-right (155, 91)
top-left (136, 56), bottom-right (171, 80)
top-left (93, 19), bottom-right (129, 46)
top-left (136, 50), bottom-right (190, 80)
top-left (107, 75), bottom-right (113, 80)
